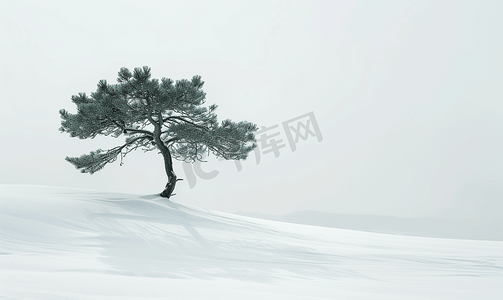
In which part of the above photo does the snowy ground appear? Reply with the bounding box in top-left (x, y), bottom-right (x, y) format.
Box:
top-left (1, 185), bottom-right (502, 299)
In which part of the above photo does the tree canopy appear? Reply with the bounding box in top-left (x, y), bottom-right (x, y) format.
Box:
top-left (60, 66), bottom-right (258, 198)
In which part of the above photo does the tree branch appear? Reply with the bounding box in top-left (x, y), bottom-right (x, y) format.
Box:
top-left (124, 128), bottom-right (153, 136)
top-left (66, 135), bottom-right (151, 174)
top-left (165, 137), bottom-right (180, 146)
top-left (163, 116), bottom-right (209, 131)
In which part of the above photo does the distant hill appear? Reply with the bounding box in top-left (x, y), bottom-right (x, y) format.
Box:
top-left (236, 211), bottom-right (503, 241)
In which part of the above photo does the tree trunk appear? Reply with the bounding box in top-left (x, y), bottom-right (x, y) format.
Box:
top-left (160, 167), bottom-right (177, 198)
top-left (153, 127), bottom-right (178, 199)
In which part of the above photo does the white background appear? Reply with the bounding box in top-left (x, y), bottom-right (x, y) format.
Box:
top-left (1, 0), bottom-right (502, 218)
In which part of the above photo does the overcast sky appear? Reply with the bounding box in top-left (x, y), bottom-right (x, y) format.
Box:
top-left (1, 0), bottom-right (502, 219)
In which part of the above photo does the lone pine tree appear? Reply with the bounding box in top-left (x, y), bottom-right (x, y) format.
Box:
top-left (60, 66), bottom-right (258, 198)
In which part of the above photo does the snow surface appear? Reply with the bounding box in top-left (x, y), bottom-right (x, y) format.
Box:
top-left (1, 185), bottom-right (502, 299)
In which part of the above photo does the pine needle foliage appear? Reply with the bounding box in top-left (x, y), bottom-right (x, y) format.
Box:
top-left (60, 66), bottom-right (258, 197)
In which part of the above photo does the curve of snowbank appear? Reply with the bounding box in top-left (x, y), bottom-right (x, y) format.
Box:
top-left (1, 185), bottom-right (502, 299)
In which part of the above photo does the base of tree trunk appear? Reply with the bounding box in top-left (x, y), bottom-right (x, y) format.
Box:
top-left (159, 176), bottom-right (182, 199)
top-left (160, 189), bottom-right (172, 198)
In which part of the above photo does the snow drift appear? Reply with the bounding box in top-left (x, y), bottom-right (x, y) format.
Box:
top-left (1, 185), bottom-right (502, 299)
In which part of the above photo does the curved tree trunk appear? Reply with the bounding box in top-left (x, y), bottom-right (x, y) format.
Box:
top-left (160, 167), bottom-right (178, 198)
top-left (153, 126), bottom-right (178, 199)
top-left (159, 148), bottom-right (177, 198)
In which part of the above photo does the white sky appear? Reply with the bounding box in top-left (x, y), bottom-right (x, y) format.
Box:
top-left (1, 0), bottom-right (502, 218)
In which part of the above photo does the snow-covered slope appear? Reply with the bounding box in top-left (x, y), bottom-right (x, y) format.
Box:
top-left (1, 185), bottom-right (502, 299)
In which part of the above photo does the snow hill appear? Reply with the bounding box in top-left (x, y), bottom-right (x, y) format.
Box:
top-left (1, 185), bottom-right (502, 299)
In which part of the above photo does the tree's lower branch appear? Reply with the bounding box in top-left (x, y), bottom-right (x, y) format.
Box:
top-left (66, 135), bottom-right (151, 174)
